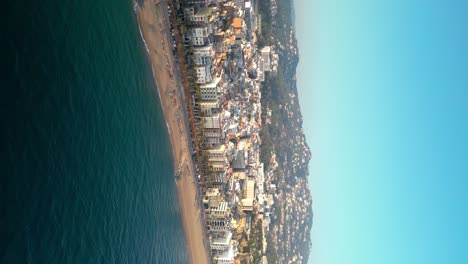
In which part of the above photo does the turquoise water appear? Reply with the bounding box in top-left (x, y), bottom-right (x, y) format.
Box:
top-left (2, 0), bottom-right (188, 263)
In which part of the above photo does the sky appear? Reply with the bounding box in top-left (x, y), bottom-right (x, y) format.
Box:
top-left (294, 0), bottom-right (468, 263)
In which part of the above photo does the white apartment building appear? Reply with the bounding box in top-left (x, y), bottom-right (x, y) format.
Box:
top-left (206, 201), bottom-right (230, 232)
top-left (260, 46), bottom-right (271, 71)
top-left (184, 7), bottom-right (211, 24)
top-left (200, 101), bottom-right (220, 116)
top-left (193, 45), bottom-right (215, 56)
top-left (200, 77), bottom-right (221, 99)
top-left (204, 128), bottom-right (223, 144)
top-left (203, 188), bottom-right (221, 208)
top-left (209, 160), bottom-right (225, 172)
top-left (189, 26), bottom-right (210, 46)
top-left (195, 65), bottom-right (213, 84)
top-left (213, 244), bottom-right (236, 264)
top-left (210, 201), bottom-right (228, 218)
top-left (203, 114), bottom-right (221, 129)
top-left (211, 231), bottom-right (232, 251)
top-left (193, 45), bottom-right (215, 65)
top-left (194, 54), bottom-right (212, 65)
top-left (206, 137), bottom-right (221, 145)
top-left (206, 136), bottom-right (222, 146)
top-left (206, 217), bottom-right (230, 232)
top-left (208, 144), bottom-right (226, 161)
top-left (241, 179), bottom-right (255, 212)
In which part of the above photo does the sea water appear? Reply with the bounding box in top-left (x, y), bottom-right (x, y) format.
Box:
top-left (2, 0), bottom-right (188, 262)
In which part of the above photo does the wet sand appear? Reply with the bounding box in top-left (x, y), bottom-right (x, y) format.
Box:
top-left (136, 0), bottom-right (209, 263)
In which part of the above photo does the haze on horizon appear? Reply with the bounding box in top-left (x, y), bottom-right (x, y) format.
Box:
top-left (294, 0), bottom-right (468, 263)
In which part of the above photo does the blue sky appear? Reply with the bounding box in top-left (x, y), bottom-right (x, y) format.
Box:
top-left (294, 0), bottom-right (468, 263)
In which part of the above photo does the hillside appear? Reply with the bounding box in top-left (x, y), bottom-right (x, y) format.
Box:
top-left (257, 0), bottom-right (313, 263)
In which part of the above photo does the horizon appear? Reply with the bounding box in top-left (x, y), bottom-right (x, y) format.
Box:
top-left (295, 0), bottom-right (468, 263)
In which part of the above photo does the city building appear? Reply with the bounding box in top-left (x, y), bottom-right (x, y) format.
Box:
top-left (210, 201), bottom-right (228, 218)
top-left (241, 179), bottom-right (255, 211)
top-left (206, 201), bottom-right (231, 232)
top-left (203, 113), bottom-right (221, 129)
top-left (260, 46), bottom-right (271, 72)
top-left (186, 26), bottom-right (211, 46)
top-left (208, 144), bottom-right (226, 161)
top-left (184, 6), bottom-right (212, 24)
top-left (213, 244), bottom-right (236, 264)
top-left (193, 45), bottom-right (215, 65)
top-left (213, 33), bottom-right (233, 53)
top-left (200, 77), bottom-right (221, 99)
top-left (231, 148), bottom-right (246, 170)
top-left (200, 100), bottom-right (220, 116)
top-left (211, 231), bottom-right (232, 251)
top-left (185, 0), bottom-right (208, 5)
top-left (195, 65), bottom-right (213, 83)
top-left (203, 188), bottom-right (221, 209)
top-left (244, 1), bottom-right (255, 41)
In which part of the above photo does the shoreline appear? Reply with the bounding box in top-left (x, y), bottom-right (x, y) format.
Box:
top-left (135, 0), bottom-right (210, 263)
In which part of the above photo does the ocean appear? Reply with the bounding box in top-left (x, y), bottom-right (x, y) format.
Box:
top-left (2, 0), bottom-right (188, 263)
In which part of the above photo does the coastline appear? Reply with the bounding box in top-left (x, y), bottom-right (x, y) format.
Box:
top-left (135, 0), bottom-right (210, 263)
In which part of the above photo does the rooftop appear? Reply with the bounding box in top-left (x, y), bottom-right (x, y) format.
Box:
top-left (245, 179), bottom-right (255, 200)
top-left (231, 150), bottom-right (246, 169)
top-left (210, 144), bottom-right (226, 152)
top-left (260, 46), bottom-right (271, 53)
top-left (195, 7), bottom-right (212, 16)
top-left (214, 244), bottom-right (236, 261)
top-left (212, 231), bottom-right (232, 245)
top-left (231, 18), bottom-right (243, 29)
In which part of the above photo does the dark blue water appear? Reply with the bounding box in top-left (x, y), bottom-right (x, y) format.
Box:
top-left (2, 0), bottom-right (188, 263)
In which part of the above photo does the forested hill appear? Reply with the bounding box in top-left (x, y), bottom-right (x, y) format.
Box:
top-left (257, 0), bottom-right (313, 263)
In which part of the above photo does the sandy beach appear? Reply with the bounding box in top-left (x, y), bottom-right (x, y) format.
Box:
top-left (136, 0), bottom-right (209, 263)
